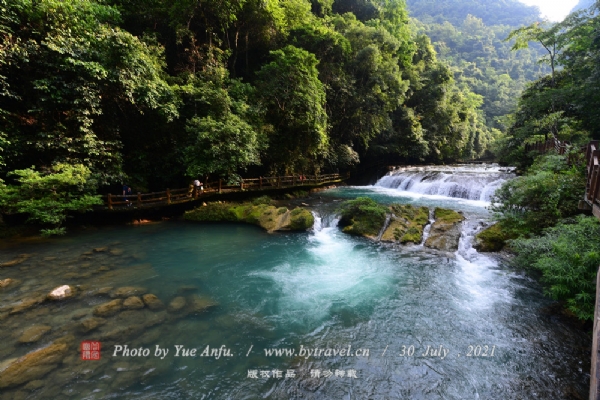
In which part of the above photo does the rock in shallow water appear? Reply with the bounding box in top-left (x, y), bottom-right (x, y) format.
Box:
top-left (0, 278), bottom-right (16, 289)
top-left (123, 296), bottom-right (144, 310)
top-left (168, 297), bottom-right (186, 312)
top-left (80, 317), bottom-right (106, 333)
top-left (110, 286), bottom-right (147, 299)
top-left (47, 285), bottom-right (75, 301)
top-left (93, 299), bottom-right (123, 317)
top-left (0, 343), bottom-right (68, 388)
top-left (18, 325), bottom-right (52, 343)
top-left (142, 294), bottom-right (164, 311)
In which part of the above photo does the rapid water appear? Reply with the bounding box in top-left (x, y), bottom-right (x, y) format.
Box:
top-left (0, 166), bottom-right (590, 399)
top-left (376, 164), bottom-right (515, 202)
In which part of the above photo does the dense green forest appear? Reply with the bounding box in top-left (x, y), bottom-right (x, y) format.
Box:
top-left (488, 0), bottom-right (600, 320)
top-left (0, 0), bottom-right (495, 192)
top-left (407, 0), bottom-right (550, 131)
top-left (406, 0), bottom-right (540, 26)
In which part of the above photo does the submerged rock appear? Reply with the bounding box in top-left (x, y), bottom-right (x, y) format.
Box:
top-left (18, 325), bottom-right (52, 343)
top-left (0, 254), bottom-right (30, 268)
top-left (0, 342), bottom-right (68, 388)
top-left (80, 317), bottom-right (107, 333)
top-left (0, 278), bottom-right (17, 289)
top-left (110, 286), bottom-right (147, 299)
top-left (93, 299), bottom-right (123, 317)
top-left (123, 296), bottom-right (144, 310)
top-left (168, 296), bottom-right (186, 312)
top-left (142, 294), bottom-right (164, 311)
top-left (10, 295), bottom-right (46, 315)
top-left (188, 295), bottom-right (218, 314)
top-left (47, 285), bottom-right (75, 301)
top-left (424, 208), bottom-right (465, 252)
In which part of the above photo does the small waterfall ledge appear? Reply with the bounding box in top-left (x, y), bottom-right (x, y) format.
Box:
top-left (375, 165), bottom-right (515, 202)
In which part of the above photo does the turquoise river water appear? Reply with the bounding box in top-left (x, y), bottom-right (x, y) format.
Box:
top-left (0, 171), bottom-right (591, 399)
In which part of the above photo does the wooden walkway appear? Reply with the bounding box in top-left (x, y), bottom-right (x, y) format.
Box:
top-left (103, 173), bottom-right (346, 210)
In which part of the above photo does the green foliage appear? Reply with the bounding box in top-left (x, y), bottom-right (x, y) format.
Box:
top-left (0, 163), bottom-right (102, 235)
top-left (338, 197), bottom-right (387, 237)
top-left (256, 45), bottom-right (328, 174)
top-left (491, 154), bottom-right (585, 237)
top-left (497, 6), bottom-right (600, 165)
top-left (510, 216), bottom-right (600, 321)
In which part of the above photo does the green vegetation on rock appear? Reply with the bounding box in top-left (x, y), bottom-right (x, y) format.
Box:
top-left (382, 204), bottom-right (429, 244)
top-left (474, 223), bottom-right (512, 252)
top-left (338, 197), bottom-right (388, 238)
top-left (184, 202), bottom-right (313, 232)
top-left (424, 208), bottom-right (464, 251)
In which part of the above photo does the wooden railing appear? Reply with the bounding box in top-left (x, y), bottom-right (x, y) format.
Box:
top-left (585, 141), bottom-right (600, 206)
top-left (104, 173), bottom-right (347, 210)
top-left (524, 137), bottom-right (570, 155)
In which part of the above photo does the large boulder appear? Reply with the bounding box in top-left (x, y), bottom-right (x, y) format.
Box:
top-left (424, 208), bottom-right (465, 252)
top-left (0, 343), bottom-right (68, 388)
top-left (183, 202), bottom-right (313, 232)
top-left (473, 223), bottom-right (511, 252)
top-left (381, 204), bottom-right (429, 244)
top-left (338, 197), bottom-right (388, 238)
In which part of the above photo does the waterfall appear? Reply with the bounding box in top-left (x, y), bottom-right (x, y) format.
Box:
top-left (376, 214), bottom-right (392, 241)
top-left (375, 165), bottom-right (515, 202)
top-left (419, 208), bottom-right (435, 246)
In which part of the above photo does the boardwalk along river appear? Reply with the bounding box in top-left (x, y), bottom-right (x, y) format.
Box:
top-left (0, 165), bottom-right (591, 399)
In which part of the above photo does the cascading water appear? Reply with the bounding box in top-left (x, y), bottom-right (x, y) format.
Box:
top-left (375, 164), bottom-right (515, 201)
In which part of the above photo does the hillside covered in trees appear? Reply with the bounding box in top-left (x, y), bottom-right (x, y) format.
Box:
top-left (407, 0), bottom-right (549, 131)
top-left (0, 0), bottom-right (498, 197)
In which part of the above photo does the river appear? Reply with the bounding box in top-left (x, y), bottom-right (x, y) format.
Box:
top-left (0, 165), bottom-right (590, 399)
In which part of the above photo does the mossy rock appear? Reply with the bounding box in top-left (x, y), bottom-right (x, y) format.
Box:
top-left (184, 202), bottom-right (313, 232)
top-left (289, 208), bottom-right (314, 230)
top-left (338, 197), bottom-right (388, 238)
top-left (474, 223), bottom-right (512, 252)
top-left (433, 207), bottom-right (463, 224)
top-left (382, 205), bottom-right (429, 244)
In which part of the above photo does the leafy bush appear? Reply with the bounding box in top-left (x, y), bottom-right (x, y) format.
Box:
top-left (338, 197), bottom-right (388, 237)
top-left (0, 164), bottom-right (102, 236)
top-left (490, 154), bottom-right (585, 237)
top-left (510, 216), bottom-right (600, 321)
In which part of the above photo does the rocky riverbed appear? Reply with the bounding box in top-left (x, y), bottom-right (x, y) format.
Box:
top-left (0, 242), bottom-right (222, 399)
